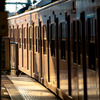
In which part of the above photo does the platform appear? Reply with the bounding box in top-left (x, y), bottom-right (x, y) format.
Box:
top-left (5, 75), bottom-right (60, 100)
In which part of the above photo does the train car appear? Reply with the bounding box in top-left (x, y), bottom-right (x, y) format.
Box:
top-left (8, 0), bottom-right (100, 100)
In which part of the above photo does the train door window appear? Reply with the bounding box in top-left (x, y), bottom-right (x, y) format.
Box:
top-left (11, 29), bottom-right (13, 39)
top-left (61, 22), bottom-right (66, 60)
top-left (24, 28), bottom-right (26, 49)
top-left (38, 26), bottom-right (40, 53)
top-left (90, 18), bottom-right (95, 42)
top-left (35, 26), bottom-right (38, 52)
top-left (51, 24), bottom-right (55, 57)
top-left (73, 21), bottom-right (77, 63)
top-left (88, 18), bottom-right (95, 70)
top-left (8, 28), bottom-right (10, 38)
top-left (43, 25), bottom-right (47, 54)
top-left (77, 20), bottom-right (81, 65)
top-left (29, 27), bottom-right (32, 50)
top-left (19, 28), bottom-right (22, 48)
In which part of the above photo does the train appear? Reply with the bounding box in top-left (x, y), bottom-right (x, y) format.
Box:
top-left (8, 0), bottom-right (100, 100)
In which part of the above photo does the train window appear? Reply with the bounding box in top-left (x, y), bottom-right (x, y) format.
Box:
top-left (38, 26), bottom-right (41, 53)
top-left (77, 20), bottom-right (81, 65)
top-left (43, 25), bottom-right (47, 54)
top-left (90, 18), bottom-right (95, 42)
top-left (61, 22), bottom-right (66, 60)
top-left (24, 28), bottom-right (26, 49)
top-left (51, 24), bottom-right (55, 57)
top-left (10, 29), bottom-right (13, 41)
top-left (8, 28), bottom-right (10, 38)
top-left (29, 27), bottom-right (32, 50)
top-left (73, 21), bottom-right (77, 63)
top-left (88, 18), bottom-right (95, 70)
top-left (35, 26), bottom-right (38, 52)
top-left (19, 28), bottom-right (22, 48)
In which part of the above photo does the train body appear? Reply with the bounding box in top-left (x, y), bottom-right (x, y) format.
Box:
top-left (8, 0), bottom-right (100, 100)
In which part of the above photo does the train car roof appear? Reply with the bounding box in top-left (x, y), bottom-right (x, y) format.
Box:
top-left (8, 0), bottom-right (71, 20)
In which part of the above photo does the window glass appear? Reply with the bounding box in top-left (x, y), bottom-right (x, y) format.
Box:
top-left (30, 27), bottom-right (32, 50)
top-left (61, 22), bottom-right (66, 60)
top-left (51, 24), bottom-right (55, 57)
top-left (90, 18), bottom-right (95, 37)
top-left (19, 28), bottom-right (21, 48)
top-left (24, 28), bottom-right (26, 49)
top-left (51, 24), bottom-right (55, 40)
top-left (35, 26), bottom-right (38, 52)
top-left (62, 22), bottom-right (66, 39)
top-left (88, 18), bottom-right (95, 70)
top-left (43, 25), bottom-right (47, 39)
top-left (43, 25), bottom-right (47, 54)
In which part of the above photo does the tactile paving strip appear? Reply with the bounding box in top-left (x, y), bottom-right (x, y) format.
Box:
top-left (7, 75), bottom-right (59, 100)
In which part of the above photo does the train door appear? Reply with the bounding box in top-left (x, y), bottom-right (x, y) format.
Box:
top-left (55, 18), bottom-right (59, 89)
top-left (39, 21), bottom-right (42, 81)
top-left (42, 24), bottom-right (48, 86)
top-left (71, 19), bottom-right (79, 100)
top-left (49, 17), bottom-right (58, 93)
top-left (59, 14), bottom-right (71, 97)
top-left (34, 20), bottom-right (42, 81)
top-left (72, 14), bottom-right (86, 100)
top-left (86, 14), bottom-right (98, 100)
top-left (76, 20), bottom-right (84, 100)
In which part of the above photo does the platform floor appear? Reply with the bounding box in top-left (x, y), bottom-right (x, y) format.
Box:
top-left (5, 75), bottom-right (60, 100)
top-left (1, 72), bottom-right (12, 100)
